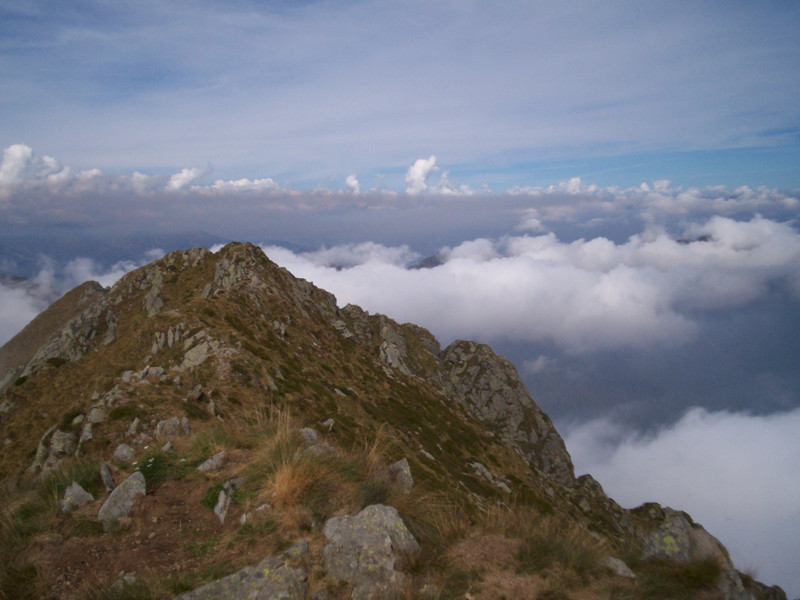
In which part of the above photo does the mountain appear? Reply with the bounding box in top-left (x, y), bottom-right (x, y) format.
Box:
top-left (0, 242), bottom-right (786, 600)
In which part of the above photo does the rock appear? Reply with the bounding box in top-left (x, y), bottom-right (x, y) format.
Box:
top-left (214, 489), bottom-right (231, 524)
top-left (173, 540), bottom-right (309, 600)
top-left (50, 429), bottom-right (77, 456)
top-left (642, 508), bottom-right (750, 600)
top-left (299, 427), bottom-right (318, 444)
top-left (100, 463), bottom-right (115, 491)
top-left (161, 441), bottom-right (172, 452)
top-left (98, 471), bottom-right (146, 529)
top-left (79, 422), bottom-right (93, 445)
top-left (384, 458), bottom-right (414, 492)
top-left (155, 416), bottom-right (189, 439)
top-left (322, 504), bottom-right (420, 600)
top-left (602, 556), bottom-right (636, 579)
top-left (182, 340), bottom-right (211, 369)
top-left (320, 418), bottom-right (335, 432)
top-left (197, 450), bottom-right (227, 472)
top-left (126, 417), bottom-right (140, 437)
top-left (87, 407), bottom-right (107, 423)
top-left (441, 341), bottom-right (575, 486)
top-left (468, 461), bottom-right (511, 494)
top-left (113, 444), bottom-right (135, 462)
top-left (60, 481), bottom-right (94, 513)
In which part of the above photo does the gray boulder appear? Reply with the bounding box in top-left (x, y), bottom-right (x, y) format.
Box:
top-left (384, 458), bottom-right (414, 492)
top-left (197, 450), bottom-right (227, 472)
top-left (155, 416), bottom-right (190, 439)
top-left (113, 443), bottom-right (135, 462)
top-left (602, 556), bottom-right (636, 579)
top-left (100, 463), bottom-right (115, 491)
top-left (60, 481), bottom-right (94, 513)
top-left (173, 540), bottom-right (309, 599)
top-left (98, 471), bottom-right (146, 529)
top-left (299, 427), bottom-right (318, 444)
top-left (323, 504), bottom-right (420, 600)
top-left (87, 407), bottom-right (107, 423)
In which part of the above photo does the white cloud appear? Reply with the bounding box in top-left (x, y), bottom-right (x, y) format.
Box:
top-left (405, 155), bottom-right (437, 195)
top-left (564, 408), bottom-right (800, 598)
top-left (166, 167), bottom-right (209, 191)
top-left (0, 144), bottom-right (67, 184)
top-left (0, 281), bottom-right (52, 344)
top-left (261, 214), bottom-right (800, 353)
top-left (345, 174), bottom-right (360, 194)
top-left (198, 177), bottom-right (281, 194)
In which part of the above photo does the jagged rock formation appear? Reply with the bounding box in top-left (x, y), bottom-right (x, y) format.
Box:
top-left (0, 280), bottom-right (106, 391)
top-left (0, 242), bottom-right (786, 600)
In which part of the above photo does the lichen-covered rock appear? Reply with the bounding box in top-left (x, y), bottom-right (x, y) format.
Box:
top-left (323, 504), bottom-right (420, 600)
top-left (60, 481), bottom-right (94, 513)
top-left (173, 540), bottom-right (309, 600)
top-left (98, 471), bottom-right (145, 528)
top-left (642, 508), bottom-right (750, 600)
top-left (441, 340), bottom-right (575, 486)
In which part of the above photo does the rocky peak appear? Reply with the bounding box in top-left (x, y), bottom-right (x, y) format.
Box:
top-left (440, 340), bottom-right (576, 486)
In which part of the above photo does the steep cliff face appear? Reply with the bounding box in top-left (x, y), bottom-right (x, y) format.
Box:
top-left (0, 243), bottom-right (785, 600)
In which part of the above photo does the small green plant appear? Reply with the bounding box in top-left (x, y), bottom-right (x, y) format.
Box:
top-left (181, 536), bottom-right (220, 557)
top-left (46, 357), bottom-right (68, 368)
top-left (201, 482), bottom-right (243, 511)
top-left (639, 557), bottom-right (722, 598)
top-left (138, 449), bottom-right (189, 487)
top-left (109, 404), bottom-right (140, 421)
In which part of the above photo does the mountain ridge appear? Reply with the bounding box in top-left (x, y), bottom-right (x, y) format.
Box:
top-left (0, 242), bottom-right (786, 600)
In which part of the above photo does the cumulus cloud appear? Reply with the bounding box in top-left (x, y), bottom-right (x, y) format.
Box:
top-left (166, 166), bottom-right (210, 191)
top-left (345, 174), bottom-right (360, 194)
top-left (259, 214), bottom-right (800, 353)
top-left (0, 144), bottom-right (68, 184)
top-left (564, 408), bottom-right (800, 597)
top-left (405, 155), bottom-right (438, 195)
top-left (198, 177), bottom-right (281, 194)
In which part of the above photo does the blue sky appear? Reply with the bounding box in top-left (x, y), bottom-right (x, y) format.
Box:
top-left (1, 0), bottom-right (799, 191)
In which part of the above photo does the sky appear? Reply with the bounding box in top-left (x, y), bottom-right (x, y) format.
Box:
top-left (2, 0), bottom-right (800, 596)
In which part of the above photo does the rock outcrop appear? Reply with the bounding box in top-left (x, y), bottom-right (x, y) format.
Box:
top-left (322, 504), bottom-right (420, 600)
top-left (98, 471), bottom-right (146, 529)
top-left (441, 340), bottom-right (575, 485)
top-left (174, 540), bottom-right (309, 600)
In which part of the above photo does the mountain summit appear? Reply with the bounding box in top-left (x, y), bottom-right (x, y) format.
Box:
top-left (0, 243), bottom-right (786, 600)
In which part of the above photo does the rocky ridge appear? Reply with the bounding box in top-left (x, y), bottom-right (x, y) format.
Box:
top-left (0, 242), bottom-right (786, 600)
